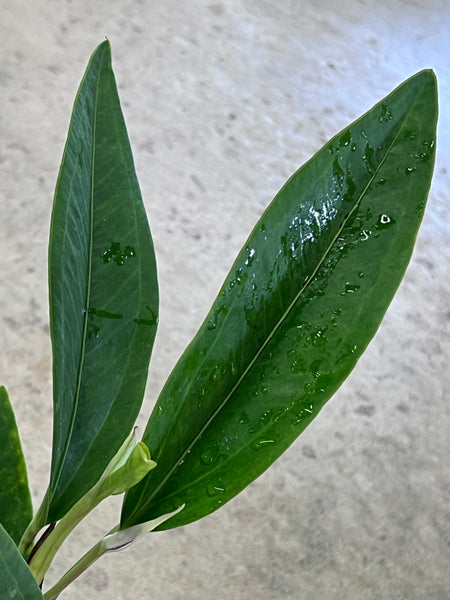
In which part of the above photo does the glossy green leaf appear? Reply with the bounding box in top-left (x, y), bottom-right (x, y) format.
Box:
top-left (0, 387), bottom-right (33, 544)
top-left (0, 523), bottom-right (43, 599)
top-left (122, 70), bottom-right (437, 530)
top-left (48, 41), bottom-right (158, 522)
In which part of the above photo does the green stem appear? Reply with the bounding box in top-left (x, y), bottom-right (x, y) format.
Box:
top-left (28, 483), bottom-right (102, 586)
top-left (43, 538), bottom-right (106, 600)
top-left (41, 504), bottom-right (186, 598)
top-left (18, 489), bottom-right (50, 559)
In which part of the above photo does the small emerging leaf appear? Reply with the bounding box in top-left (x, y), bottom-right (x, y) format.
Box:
top-left (0, 386), bottom-right (33, 544)
top-left (97, 429), bottom-right (156, 498)
top-left (122, 70), bottom-right (438, 530)
top-left (105, 504), bottom-right (185, 552)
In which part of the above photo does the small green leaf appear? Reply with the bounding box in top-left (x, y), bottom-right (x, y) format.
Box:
top-left (0, 386), bottom-right (32, 544)
top-left (96, 430), bottom-right (156, 499)
top-left (122, 70), bottom-right (437, 529)
top-left (48, 41), bottom-right (158, 522)
top-left (0, 523), bottom-right (43, 599)
top-left (104, 504), bottom-right (185, 552)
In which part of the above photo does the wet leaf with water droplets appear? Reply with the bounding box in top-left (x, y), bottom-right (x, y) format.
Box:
top-left (122, 70), bottom-right (437, 531)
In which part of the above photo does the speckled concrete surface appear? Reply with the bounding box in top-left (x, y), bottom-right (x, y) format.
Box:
top-left (1, 1), bottom-right (449, 599)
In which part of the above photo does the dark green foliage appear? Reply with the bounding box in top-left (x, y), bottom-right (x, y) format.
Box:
top-left (47, 41), bottom-right (159, 522)
top-left (121, 70), bottom-right (437, 530)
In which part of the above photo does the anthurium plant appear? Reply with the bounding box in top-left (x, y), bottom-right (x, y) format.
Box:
top-left (0, 41), bottom-right (438, 599)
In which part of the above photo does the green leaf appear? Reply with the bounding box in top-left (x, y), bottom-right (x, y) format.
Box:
top-left (122, 70), bottom-right (437, 530)
top-left (0, 386), bottom-right (33, 544)
top-left (95, 429), bottom-right (156, 499)
top-left (0, 523), bottom-right (43, 599)
top-left (48, 41), bottom-right (158, 522)
top-left (103, 504), bottom-right (185, 552)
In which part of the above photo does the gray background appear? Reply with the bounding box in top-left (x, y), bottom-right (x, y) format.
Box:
top-left (1, 1), bottom-right (449, 598)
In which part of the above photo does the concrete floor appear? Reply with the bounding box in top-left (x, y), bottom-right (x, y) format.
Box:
top-left (1, 1), bottom-right (449, 598)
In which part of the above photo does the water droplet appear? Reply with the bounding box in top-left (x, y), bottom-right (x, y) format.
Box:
top-left (200, 445), bottom-right (220, 465)
top-left (405, 166), bottom-right (416, 175)
top-left (249, 408), bottom-right (274, 433)
top-left (341, 283), bottom-right (360, 295)
top-left (244, 247), bottom-right (256, 267)
top-left (379, 103), bottom-right (393, 122)
top-left (210, 364), bottom-right (221, 382)
top-left (362, 143), bottom-right (375, 175)
top-left (333, 156), bottom-right (345, 182)
top-left (206, 479), bottom-right (225, 496)
top-left (290, 359), bottom-right (304, 374)
top-left (251, 439), bottom-right (275, 451)
top-left (88, 324), bottom-right (101, 339)
top-left (207, 304), bottom-right (228, 330)
top-left (259, 223), bottom-right (268, 241)
top-left (101, 241), bottom-right (136, 266)
top-left (289, 405), bottom-right (313, 426)
top-left (311, 328), bottom-right (326, 346)
top-left (261, 409), bottom-right (272, 423)
top-left (375, 214), bottom-right (396, 230)
top-left (403, 130), bottom-right (417, 141)
top-left (229, 267), bottom-right (248, 289)
top-left (410, 140), bottom-right (435, 163)
top-left (239, 411), bottom-right (249, 425)
top-left (339, 129), bottom-right (351, 147)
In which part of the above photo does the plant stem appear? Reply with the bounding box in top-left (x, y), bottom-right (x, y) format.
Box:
top-left (41, 504), bottom-right (186, 597)
top-left (43, 539), bottom-right (106, 600)
top-left (27, 484), bottom-right (100, 586)
top-left (18, 489), bottom-right (50, 559)
top-left (27, 522), bottom-right (56, 564)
